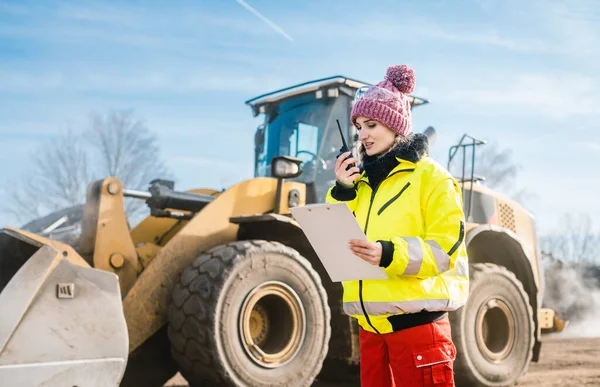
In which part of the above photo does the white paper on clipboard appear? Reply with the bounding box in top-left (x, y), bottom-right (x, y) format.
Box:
top-left (290, 202), bottom-right (388, 282)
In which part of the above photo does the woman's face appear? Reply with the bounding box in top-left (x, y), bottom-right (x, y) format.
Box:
top-left (354, 116), bottom-right (397, 156)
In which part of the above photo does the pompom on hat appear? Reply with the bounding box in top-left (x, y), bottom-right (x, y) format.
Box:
top-left (351, 64), bottom-right (416, 136)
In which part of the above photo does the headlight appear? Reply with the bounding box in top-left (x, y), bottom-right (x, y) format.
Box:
top-left (271, 156), bottom-right (303, 179)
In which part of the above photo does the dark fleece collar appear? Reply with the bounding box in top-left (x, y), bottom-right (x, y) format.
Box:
top-left (362, 133), bottom-right (429, 187)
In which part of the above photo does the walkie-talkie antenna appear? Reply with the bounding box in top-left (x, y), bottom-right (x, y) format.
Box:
top-left (335, 119), bottom-right (355, 171)
top-left (336, 119), bottom-right (349, 152)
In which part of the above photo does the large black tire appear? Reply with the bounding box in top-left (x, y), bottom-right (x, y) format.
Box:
top-left (450, 263), bottom-right (534, 387)
top-left (316, 316), bottom-right (360, 382)
top-left (167, 240), bottom-right (331, 387)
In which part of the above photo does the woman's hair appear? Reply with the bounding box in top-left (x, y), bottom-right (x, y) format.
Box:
top-left (358, 134), bottom-right (409, 163)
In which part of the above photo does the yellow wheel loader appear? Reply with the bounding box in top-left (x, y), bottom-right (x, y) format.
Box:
top-left (0, 75), bottom-right (565, 387)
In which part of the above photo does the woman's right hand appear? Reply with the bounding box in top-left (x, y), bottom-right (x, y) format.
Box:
top-left (335, 151), bottom-right (361, 186)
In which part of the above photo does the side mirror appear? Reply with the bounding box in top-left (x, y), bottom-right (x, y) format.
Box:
top-left (271, 156), bottom-right (303, 214)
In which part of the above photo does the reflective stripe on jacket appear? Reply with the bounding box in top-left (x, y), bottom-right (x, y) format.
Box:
top-left (325, 155), bottom-right (469, 334)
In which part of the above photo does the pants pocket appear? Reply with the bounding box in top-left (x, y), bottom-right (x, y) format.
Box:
top-left (412, 341), bottom-right (456, 386)
top-left (423, 362), bottom-right (454, 385)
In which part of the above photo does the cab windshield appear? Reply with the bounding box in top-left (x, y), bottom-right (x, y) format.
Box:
top-left (255, 93), bottom-right (352, 202)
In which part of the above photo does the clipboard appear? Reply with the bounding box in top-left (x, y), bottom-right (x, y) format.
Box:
top-left (290, 203), bottom-right (388, 282)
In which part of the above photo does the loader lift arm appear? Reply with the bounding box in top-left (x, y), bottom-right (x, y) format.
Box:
top-left (124, 179), bottom-right (216, 220)
top-left (78, 177), bottom-right (219, 297)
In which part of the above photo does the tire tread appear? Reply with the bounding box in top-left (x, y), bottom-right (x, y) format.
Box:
top-left (167, 240), bottom-right (330, 387)
top-left (451, 263), bottom-right (535, 387)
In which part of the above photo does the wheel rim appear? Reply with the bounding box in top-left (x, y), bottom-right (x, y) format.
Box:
top-left (475, 297), bottom-right (516, 363)
top-left (239, 281), bottom-right (307, 368)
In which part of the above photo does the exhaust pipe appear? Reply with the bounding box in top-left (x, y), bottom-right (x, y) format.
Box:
top-left (423, 126), bottom-right (437, 147)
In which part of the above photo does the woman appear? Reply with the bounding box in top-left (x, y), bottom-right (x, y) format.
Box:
top-left (326, 64), bottom-right (469, 387)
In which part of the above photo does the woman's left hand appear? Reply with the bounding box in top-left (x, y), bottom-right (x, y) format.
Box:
top-left (348, 239), bottom-right (382, 266)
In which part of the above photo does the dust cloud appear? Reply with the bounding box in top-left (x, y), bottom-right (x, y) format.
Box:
top-left (543, 261), bottom-right (600, 338)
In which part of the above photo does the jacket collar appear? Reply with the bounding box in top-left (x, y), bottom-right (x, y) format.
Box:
top-left (391, 132), bottom-right (430, 164)
top-left (357, 133), bottom-right (429, 184)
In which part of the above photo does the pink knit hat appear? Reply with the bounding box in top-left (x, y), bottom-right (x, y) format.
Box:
top-left (351, 64), bottom-right (416, 136)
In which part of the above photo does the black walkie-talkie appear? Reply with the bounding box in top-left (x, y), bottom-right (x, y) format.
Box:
top-left (335, 119), bottom-right (355, 171)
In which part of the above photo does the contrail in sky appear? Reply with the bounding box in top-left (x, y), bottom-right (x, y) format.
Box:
top-left (235, 0), bottom-right (294, 42)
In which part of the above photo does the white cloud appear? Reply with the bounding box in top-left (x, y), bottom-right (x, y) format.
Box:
top-left (541, 0), bottom-right (599, 57)
top-left (55, 1), bottom-right (139, 27)
top-left (471, 0), bottom-right (600, 58)
top-left (446, 73), bottom-right (598, 119)
top-left (0, 2), bottom-right (27, 14)
top-left (582, 142), bottom-right (600, 152)
top-left (168, 156), bottom-right (253, 189)
top-left (0, 22), bottom-right (197, 50)
top-left (0, 70), bottom-right (291, 95)
top-left (288, 12), bottom-right (559, 55)
top-left (169, 156), bottom-right (234, 168)
top-left (419, 25), bottom-right (554, 53)
top-left (0, 1), bottom-right (282, 57)
top-left (287, 1), bottom-right (598, 60)
top-left (0, 71), bottom-right (66, 90)
top-left (186, 74), bottom-right (290, 93)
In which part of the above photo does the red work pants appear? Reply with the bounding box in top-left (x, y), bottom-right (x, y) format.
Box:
top-left (359, 316), bottom-right (456, 387)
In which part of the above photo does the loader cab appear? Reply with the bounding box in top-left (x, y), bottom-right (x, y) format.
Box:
top-left (246, 76), bottom-right (428, 203)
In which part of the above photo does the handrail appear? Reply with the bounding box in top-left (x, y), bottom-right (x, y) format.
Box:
top-left (447, 134), bottom-right (487, 222)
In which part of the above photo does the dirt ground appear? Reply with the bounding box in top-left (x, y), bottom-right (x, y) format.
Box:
top-left (165, 335), bottom-right (600, 386)
top-left (517, 335), bottom-right (600, 387)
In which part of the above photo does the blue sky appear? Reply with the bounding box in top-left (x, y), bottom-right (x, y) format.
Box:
top-left (0, 0), bottom-right (598, 236)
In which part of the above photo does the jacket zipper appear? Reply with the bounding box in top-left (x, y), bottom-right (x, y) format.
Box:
top-left (359, 184), bottom-right (381, 334)
top-left (358, 169), bottom-right (414, 334)
top-left (377, 182), bottom-right (411, 215)
top-left (363, 185), bottom-right (378, 236)
top-left (447, 221), bottom-right (465, 256)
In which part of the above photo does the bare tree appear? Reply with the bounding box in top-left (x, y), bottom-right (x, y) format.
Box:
top-left (449, 140), bottom-right (518, 188)
top-left (541, 214), bottom-right (600, 328)
top-left (4, 128), bottom-right (91, 224)
top-left (448, 139), bottom-right (536, 205)
top-left (474, 142), bottom-right (520, 193)
top-left (3, 109), bottom-right (170, 225)
top-left (541, 213), bottom-right (600, 263)
top-left (86, 110), bottom-right (170, 217)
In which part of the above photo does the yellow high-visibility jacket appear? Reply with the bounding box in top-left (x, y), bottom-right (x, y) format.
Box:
top-left (325, 141), bottom-right (469, 334)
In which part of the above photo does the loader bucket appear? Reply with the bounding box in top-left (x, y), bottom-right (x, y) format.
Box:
top-left (0, 228), bottom-right (129, 387)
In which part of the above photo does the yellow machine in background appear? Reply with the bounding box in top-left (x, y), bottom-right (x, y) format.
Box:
top-left (0, 75), bottom-right (565, 387)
